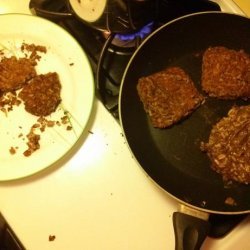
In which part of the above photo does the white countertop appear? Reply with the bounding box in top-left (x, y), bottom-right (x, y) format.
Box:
top-left (0, 99), bottom-right (177, 250)
top-left (0, 1), bottom-right (249, 250)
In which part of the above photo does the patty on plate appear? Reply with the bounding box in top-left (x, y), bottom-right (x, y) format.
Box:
top-left (201, 46), bottom-right (250, 99)
top-left (137, 66), bottom-right (204, 128)
top-left (18, 72), bottom-right (61, 116)
top-left (201, 105), bottom-right (250, 184)
top-left (0, 56), bottom-right (37, 91)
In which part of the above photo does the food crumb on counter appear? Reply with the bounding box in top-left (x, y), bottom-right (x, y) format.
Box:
top-left (9, 146), bottom-right (17, 154)
top-left (49, 235), bottom-right (56, 241)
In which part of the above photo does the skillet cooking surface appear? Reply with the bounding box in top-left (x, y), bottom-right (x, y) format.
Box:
top-left (120, 12), bottom-right (250, 213)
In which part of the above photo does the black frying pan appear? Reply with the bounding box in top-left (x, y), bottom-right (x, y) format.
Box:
top-left (119, 12), bottom-right (250, 250)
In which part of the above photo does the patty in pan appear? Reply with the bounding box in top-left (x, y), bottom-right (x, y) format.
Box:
top-left (201, 105), bottom-right (250, 185)
top-left (137, 66), bottom-right (204, 128)
top-left (202, 46), bottom-right (250, 100)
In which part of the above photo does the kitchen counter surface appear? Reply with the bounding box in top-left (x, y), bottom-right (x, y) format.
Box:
top-left (233, 0), bottom-right (250, 16)
top-left (0, 99), bottom-right (177, 250)
top-left (0, 1), bottom-right (249, 250)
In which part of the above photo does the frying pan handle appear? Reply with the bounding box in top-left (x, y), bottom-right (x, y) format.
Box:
top-left (173, 212), bottom-right (210, 250)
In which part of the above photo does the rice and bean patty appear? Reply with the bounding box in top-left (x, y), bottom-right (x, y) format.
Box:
top-left (0, 56), bottom-right (37, 91)
top-left (201, 105), bottom-right (250, 184)
top-left (202, 46), bottom-right (250, 100)
top-left (137, 67), bottom-right (204, 128)
top-left (18, 72), bottom-right (62, 117)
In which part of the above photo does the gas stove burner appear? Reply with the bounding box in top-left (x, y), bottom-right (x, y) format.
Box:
top-left (96, 22), bottom-right (156, 116)
top-left (102, 22), bottom-right (154, 49)
top-left (114, 22), bottom-right (154, 48)
top-left (96, 21), bottom-right (156, 116)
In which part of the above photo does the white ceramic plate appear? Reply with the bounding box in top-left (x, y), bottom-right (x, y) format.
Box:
top-left (0, 14), bottom-right (95, 181)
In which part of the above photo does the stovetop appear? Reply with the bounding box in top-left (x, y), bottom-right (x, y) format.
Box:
top-left (29, 0), bottom-right (248, 239)
top-left (30, 0), bottom-right (222, 119)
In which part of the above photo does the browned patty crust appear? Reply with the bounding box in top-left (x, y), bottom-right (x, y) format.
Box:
top-left (202, 46), bottom-right (250, 99)
top-left (19, 72), bottom-right (61, 116)
top-left (201, 105), bottom-right (250, 184)
top-left (0, 56), bottom-right (37, 91)
top-left (137, 67), bottom-right (204, 128)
